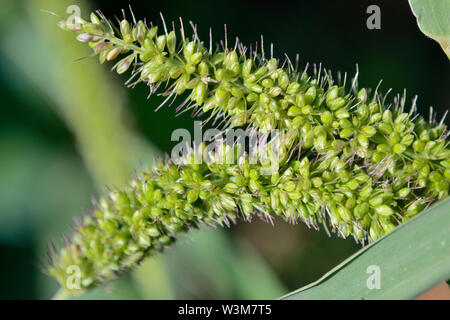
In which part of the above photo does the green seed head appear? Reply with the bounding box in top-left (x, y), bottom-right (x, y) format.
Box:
top-left (49, 9), bottom-right (450, 297)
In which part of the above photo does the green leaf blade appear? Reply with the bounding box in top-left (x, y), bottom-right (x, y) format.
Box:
top-left (409, 0), bottom-right (450, 58)
top-left (281, 198), bottom-right (450, 300)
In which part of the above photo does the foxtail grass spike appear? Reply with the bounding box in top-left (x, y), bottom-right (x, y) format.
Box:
top-left (48, 9), bottom-right (450, 297)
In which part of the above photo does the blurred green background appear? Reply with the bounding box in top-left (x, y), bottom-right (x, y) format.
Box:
top-left (0, 0), bottom-right (448, 299)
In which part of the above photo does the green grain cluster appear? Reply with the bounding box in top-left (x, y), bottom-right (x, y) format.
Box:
top-left (49, 10), bottom-right (450, 296)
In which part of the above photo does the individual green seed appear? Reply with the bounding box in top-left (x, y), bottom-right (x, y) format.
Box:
top-left (335, 108), bottom-right (350, 119)
top-left (245, 93), bottom-right (257, 103)
top-left (382, 221), bottom-right (396, 234)
top-left (340, 128), bottom-right (353, 139)
top-left (357, 88), bottom-right (367, 103)
top-left (358, 135), bottom-right (369, 148)
top-left (413, 140), bottom-right (426, 152)
top-left (304, 86), bottom-right (316, 104)
top-left (156, 35), bottom-right (166, 51)
top-left (242, 59), bottom-right (253, 77)
top-left (397, 187), bottom-right (411, 198)
top-left (268, 87), bottom-right (282, 97)
top-left (194, 82), bottom-right (207, 104)
top-left (377, 144), bottom-right (391, 153)
top-left (120, 20), bottom-right (131, 38)
top-left (116, 56), bottom-right (133, 74)
top-left (148, 71), bottom-right (162, 83)
top-left (321, 111), bottom-right (333, 126)
top-left (286, 82), bottom-right (300, 94)
top-left (388, 132), bottom-right (400, 144)
top-left (301, 105), bottom-right (313, 115)
top-left (167, 31), bottom-right (177, 55)
top-left (198, 62), bottom-right (209, 76)
top-left (187, 189), bottom-right (199, 203)
top-left (326, 86), bottom-right (339, 105)
top-left (183, 41), bottom-right (195, 58)
top-left (329, 97), bottom-right (346, 110)
top-left (368, 102), bottom-right (380, 113)
top-left (369, 223), bottom-right (383, 241)
top-left (362, 126), bottom-right (376, 137)
top-left (278, 73), bottom-right (289, 90)
top-left (382, 109), bottom-right (392, 123)
top-left (393, 143), bottom-right (406, 154)
top-left (190, 52), bottom-right (203, 65)
top-left (82, 23), bottom-right (104, 36)
top-left (375, 204), bottom-right (394, 216)
top-left (225, 51), bottom-right (239, 66)
top-left (259, 93), bottom-right (270, 105)
top-left (135, 21), bottom-right (147, 44)
top-left (338, 206), bottom-right (352, 222)
top-left (254, 66), bottom-right (268, 78)
top-left (357, 104), bottom-right (369, 121)
top-left (369, 194), bottom-right (383, 206)
top-left (340, 118), bottom-right (352, 129)
top-left (262, 78), bottom-right (274, 88)
top-left (248, 83), bottom-right (263, 93)
top-left (215, 87), bottom-right (228, 104)
top-left (369, 113), bottom-right (382, 124)
top-left (148, 26), bottom-right (158, 39)
top-left (346, 179), bottom-right (359, 190)
top-left (355, 202), bottom-right (369, 218)
top-left (90, 12), bottom-right (101, 24)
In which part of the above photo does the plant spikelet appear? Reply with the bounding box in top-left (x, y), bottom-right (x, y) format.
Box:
top-left (49, 10), bottom-right (450, 296)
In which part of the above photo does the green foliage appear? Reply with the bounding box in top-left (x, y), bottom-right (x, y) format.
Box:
top-left (281, 197), bottom-right (450, 299)
top-left (48, 9), bottom-right (450, 297)
top-left (409, 0), bottom-right (450, 58)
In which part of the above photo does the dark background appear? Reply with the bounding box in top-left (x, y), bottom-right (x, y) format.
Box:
top-left (0, 0), bottom-right (448, 299)
top-left (96, 0), bottom-right (450, 152)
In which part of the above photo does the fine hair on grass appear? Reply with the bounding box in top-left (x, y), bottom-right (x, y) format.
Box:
top-left (46, 7), bottom-right (449, 297)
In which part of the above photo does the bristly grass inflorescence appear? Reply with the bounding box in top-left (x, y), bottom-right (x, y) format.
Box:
top-left (48, 9), bottom-right (450, 297)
